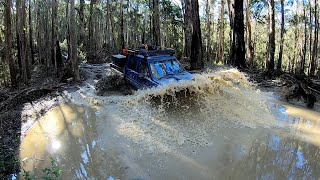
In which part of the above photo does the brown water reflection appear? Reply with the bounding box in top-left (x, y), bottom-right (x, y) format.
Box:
top-left (20, 100), bottom-right (320, 179)
top-left (20, 104), bottom-right (126, 179)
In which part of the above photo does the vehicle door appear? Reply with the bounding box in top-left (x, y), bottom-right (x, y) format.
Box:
top-left (124, 55), bottom-right (140, 89)
top-left (138, 61), bottom-right (157, 88)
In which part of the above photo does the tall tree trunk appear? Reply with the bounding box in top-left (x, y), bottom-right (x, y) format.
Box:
top-left (266, 0), bottom-right (275, 71)
top-left (105, 0), bottom-right (111, 49)
top-left (66, 0), bottom-right (70, 62)
top-left (109, 3), bottom-right (116, 49)
top-left (292, 32), bottom-right (297, 73)
top-left (152, 0), bottom-right (161, 46)
top-left (69, 0), bottom-right (80, 81)
top-left (190, 0), bottom-right (203, 70)
top-left (16, 1), bottom-right (22, 74)
top-left (230, 0), bottom-right (246, 68)
top-left (89, 0), bottom-right (97, 51)
top-left (120, 0), bottom-right (125, 49)
top-left (183, 0), bottom-right (192, 58)
top-left (205, 0), bottom-right (211, 62)
top-left (293, 20), bottom-right (298, 74)
top-left (36, 1), bottom-right (42, 64)
top-left (277, 0), bottom-right (284, 71)
top-left (246, 0), bottom-right (254, 67)
top-left (52, 0), bottom-right (58, 74)
top-left (4, 0), bottom-right (17, 87)
top-left (24, 0), bottom-right (30, 79)
top-left (227, 0), bottom-right (234, 56)
top-left (17, 0), bottom-right (29, 83)
top-left (142, 17), bottom-right (146, 44)
top-left (217, 0), bottom-right (225, 63)
top-left (310, 0), bottom-right (318, 76)
top-left (126, 0), bottom-right (130, 44)
top-left (28, 0), bottom-right (35, 65)
top-left (149, 0), bottom-right (152, 43)
top-left (44, 0), bottom-right (50, 71)
top-left (79, 0), bottom-right (85, 46)
top-left (309, 1), bottom-right (313, 75)
top-left (300, 3), bottom-right (307, 74)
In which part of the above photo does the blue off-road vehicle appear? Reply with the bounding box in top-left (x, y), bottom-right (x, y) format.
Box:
top-left (111, 48), bottom-right (193, 90)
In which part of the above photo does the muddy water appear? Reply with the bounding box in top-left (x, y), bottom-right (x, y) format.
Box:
top-left (20, 69), bottom-right (320, 179)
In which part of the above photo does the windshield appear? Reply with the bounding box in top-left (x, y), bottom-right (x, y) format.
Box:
top-left (150, 60), bottom-right (186, 79)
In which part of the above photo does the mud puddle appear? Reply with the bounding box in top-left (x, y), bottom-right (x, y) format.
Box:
top-left (19, 69), bottom-right (320, 179)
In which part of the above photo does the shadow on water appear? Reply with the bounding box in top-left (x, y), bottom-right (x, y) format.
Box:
top-left (17, 96), bottom-right (320, 179)
top-left (227, 131), bottom-right (320, 179)
top-left (19, 103), bottom-right (126, 179)
top-left (0, 91), bottom-right (71, 179)
top-left (221, 102), bottom-right (320, 179)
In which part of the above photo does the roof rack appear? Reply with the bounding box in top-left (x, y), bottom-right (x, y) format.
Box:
top-left (127, 48), bottom-right (175, 57)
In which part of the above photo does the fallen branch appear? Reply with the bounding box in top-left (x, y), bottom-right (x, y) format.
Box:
top-left (307, 85), bottom-right (320, 94)
top-left (0, 85), bottom-right (63, 112)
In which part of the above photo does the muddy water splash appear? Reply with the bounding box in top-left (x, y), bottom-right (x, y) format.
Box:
top-left (109, 69), bottom-right (277, 152)
top-left (19, 68), bottom-right (320, 179)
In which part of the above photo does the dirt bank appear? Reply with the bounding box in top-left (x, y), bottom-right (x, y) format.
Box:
top-left (243, 68), bottom-right (320, 111)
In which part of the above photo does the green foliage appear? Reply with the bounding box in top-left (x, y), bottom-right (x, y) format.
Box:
top-left (22, 158), bottom-right (62, 180)
top-left (160, 0), bottom-right (183, 56)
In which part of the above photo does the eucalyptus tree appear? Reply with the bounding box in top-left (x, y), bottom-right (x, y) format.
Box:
top-left (310, 0), bottom-right (318, 75)
top-left (230, 0), bottom-right (246, 68)
top-left (4, 0), bottom-right (16, 86)
top-left (277, 0), bottom-right (285, 71)
top-left (69, 0), bottom-right (80, 81)
top-left (152, 0), bottom-right (161, 46)
top-left (266, 0), bottom-right (275, 71)
top-left (190, 0), bottom-right (203, 70)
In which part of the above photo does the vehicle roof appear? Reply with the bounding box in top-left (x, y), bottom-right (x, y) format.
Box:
top-left (140, 55), bottom-right (176, 63)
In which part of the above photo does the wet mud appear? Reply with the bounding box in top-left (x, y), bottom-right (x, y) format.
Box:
top-left (19, 68), bottom-right (320, 179)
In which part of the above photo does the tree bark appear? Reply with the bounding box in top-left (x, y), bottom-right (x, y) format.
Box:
top-left (217, 0), bottom-right (225, 63)
top-left (120, 0), bottom-right (125, 49)
top-left (205, 0), bottom-right (211, 62)
top-left (183, 0), bottom-right (192, 58)
top-left (16, 0), bottom-right (22, 74)
top-left (190, 0), bottom-right (203, 70)
top-left (152, 0), bottom-right (161, 46)
top-left (4, 0), bottom-right (17, 87)
top-left (266, 0), bottom-right (275, 71)
top-left (105, 0), bottom-right (111, 48)
top-left (89, 0), bottom-right (97, 51)
top-left (300, 2), bottom-right (307, 74)
top-left (52, 0), bottom-right (58, 74)
top-left (79, 0), bottom-right (85, 46)
top-left (66, 0), bottom-right (70, 62)
top-left (69, 0), bottom-right (80, 81)
top-left (309, 1), bottom-right (313, 75)
top-left (310, 0), bottom-right (318, 76)
top-left (227, 0), bottom-right (234, 53)
top-left (36, 0), bottom-right (43, 64)
top-left (28, 0), bottom-right (35, 65)
top-left (277, 0), bottom-right (284, 71)
top-left (44, 0), bottom-right (50, 71)
top-left (246, 0), bottom-right (254, 67)
top-left (230, 0), bottom-right (246, 68)
top-left (108, 2), bottom-right (116, 49)
top-left (17, 0), bottom-right (29, 83)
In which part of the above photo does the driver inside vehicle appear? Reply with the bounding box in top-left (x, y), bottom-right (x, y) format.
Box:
top-left (140, 62), bottom-right (149, 77)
